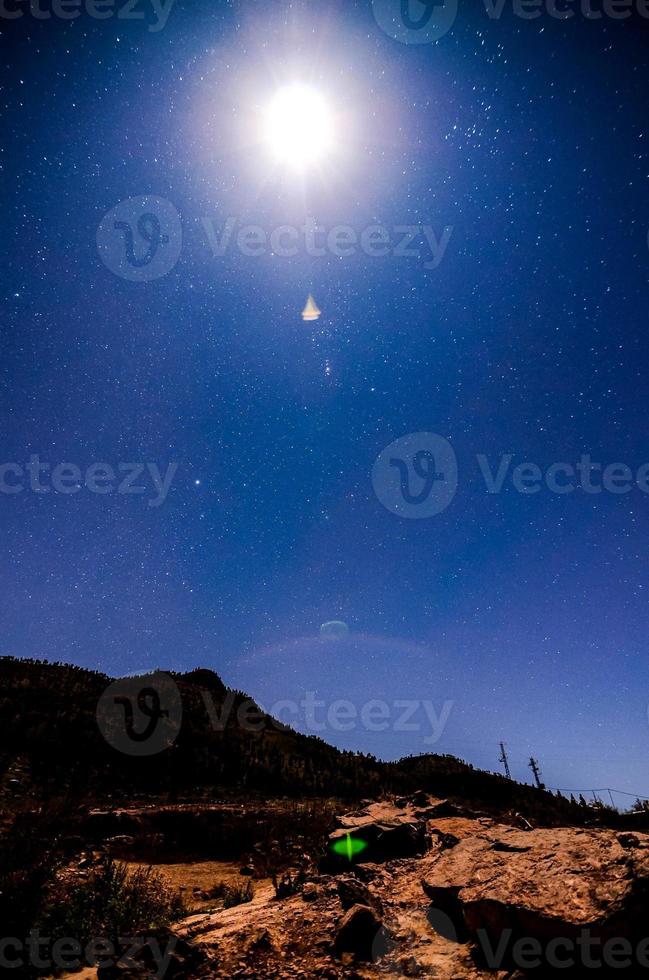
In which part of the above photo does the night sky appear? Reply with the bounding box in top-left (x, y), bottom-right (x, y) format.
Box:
top-left (3, 0), bottom-right (649, 805)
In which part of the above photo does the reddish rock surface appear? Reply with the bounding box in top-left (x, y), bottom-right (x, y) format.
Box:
top-left (422, 822), bottom-right (649, 966)
top-left (327, 800), bottom-right (430, 866)
top-left (61, 797), bottom-right (649, 978)
top-left (168, 799), bottom-right (649, 978)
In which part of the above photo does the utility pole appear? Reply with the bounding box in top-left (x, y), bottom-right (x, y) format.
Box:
top-left (528, 757), bottom-right (544, 790)
top-left (499, 742), bottom-right (511, 780)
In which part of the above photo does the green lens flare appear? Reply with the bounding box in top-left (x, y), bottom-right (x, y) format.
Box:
top-left (331, 833), bottom-right (368, 861)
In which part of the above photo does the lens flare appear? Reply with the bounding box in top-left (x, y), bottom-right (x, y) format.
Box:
top-left (331, 833), bottom-right (368, 861)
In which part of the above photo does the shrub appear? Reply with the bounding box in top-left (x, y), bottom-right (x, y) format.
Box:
top-left (222, 878), bottom-right (254, 908)
top-left (0, 805), bottom-right (63, 941)
top-left (206, 878), bottom-right (254, 908)
top-left (38, 857), bottom-right (186, 945)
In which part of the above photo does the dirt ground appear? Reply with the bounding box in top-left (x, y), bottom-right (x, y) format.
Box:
top-left (124, 858), bottom-right (264, 912)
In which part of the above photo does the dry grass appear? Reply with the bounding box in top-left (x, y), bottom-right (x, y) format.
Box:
top-left (124, 860), bottom-right (262, 911)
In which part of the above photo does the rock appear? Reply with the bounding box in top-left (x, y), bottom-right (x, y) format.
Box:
top-left (421, 824), bottom-right (649, 969)
top-left (430, 828), bottom-right (460, 851)
top-left (398, 954), bottom-right (423, 976)
top-left (334, 904), bottom-right (388, 962)
top-left (165, 803), bottom-right (649, 979)
top-left (302, 882), bottom-right (323, 901)
top-left (247, 928), bottom-right (274, 952)
top-left (336, 876), bottom-right (382, 914)
top-left (327, 801), bottom-right (429, 866)
top-left (351, 862), bottom-right (381, 882)
top-left (417, 798), bottom-right (465, 818)
top-left (396, 790), bottom-right (430, 808)
top-left (239, 864), bottom-right (255, 876)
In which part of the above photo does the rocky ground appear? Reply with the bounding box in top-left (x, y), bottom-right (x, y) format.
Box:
top-left (93, 793), bottom-right (649, 978)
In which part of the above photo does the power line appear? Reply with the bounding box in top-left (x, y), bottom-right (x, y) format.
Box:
top-left (550, 786), bottom-right (649, 802)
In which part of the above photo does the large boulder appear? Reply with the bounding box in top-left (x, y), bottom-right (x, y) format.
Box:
top-left (336, 874), bottom-right (383, 913)
top-left (334, 903), bottom-right (389, 961)
top-left (422, 825), bottom-right (649, 972)
top-left (326, 800), bottom-right (429, 867)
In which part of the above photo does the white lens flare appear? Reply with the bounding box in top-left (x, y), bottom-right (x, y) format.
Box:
top-left (263, 84), bottom-right (334, 171)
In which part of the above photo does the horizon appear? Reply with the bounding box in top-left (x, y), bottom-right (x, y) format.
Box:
top-left (4, 652), bottom-right (646, 810)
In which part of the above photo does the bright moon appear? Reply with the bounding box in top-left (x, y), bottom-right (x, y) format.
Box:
top-left (263, 84), bottom-right (334, 171)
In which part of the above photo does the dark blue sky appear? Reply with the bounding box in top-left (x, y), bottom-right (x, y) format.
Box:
top-left (3, 0), bottom-right (649, 805)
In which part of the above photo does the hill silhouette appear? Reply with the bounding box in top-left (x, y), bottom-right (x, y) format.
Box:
top-left (0, 655), bottom-right (616, 825)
